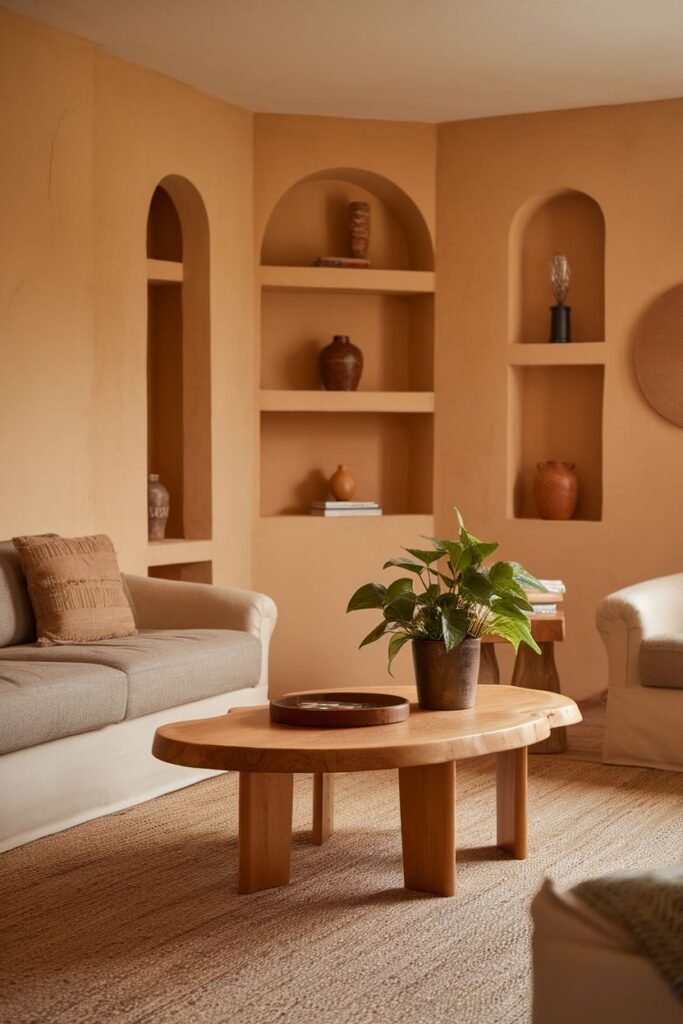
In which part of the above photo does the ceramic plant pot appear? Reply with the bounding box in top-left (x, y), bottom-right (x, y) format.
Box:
top-left (148, 473), bottom-right (170, 540)
top-left (534, 461), bottom-right (578, 520)
top-left (319, 335), bottom-right (363, 391)
top-left (349, 201), bottom-right (370, 259)
top-left (329, 464), bottom-right (357, 501)
top-left (411, 638), bottom-right (481, 711)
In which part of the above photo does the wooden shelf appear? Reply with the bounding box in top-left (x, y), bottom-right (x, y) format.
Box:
top-left (508, 342), bottom-right (606, 366)
top-left (258, 513), bottom-right (434, 527)
top-left (259, 266), bottom-right (435, 295)
top-left (147, 258), bottom-right (183, 284)
top-left (147, 539), bottom-right (213, 567)
top-left (259, 390), bottom-right (435, 414)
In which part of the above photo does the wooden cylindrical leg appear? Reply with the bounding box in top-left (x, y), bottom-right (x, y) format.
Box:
top-left (398, 761), bottom-right (456, 896)
top-left (512, 642), bottom-right (567, 753)
top-left (479, 644), bottom-right (501, 684)
top-left (496, 746), bottom-right (528, 859)
top-left (312, 773), bottom-right (334, 845)
top-left (238, 771), bottom-right (293, 893)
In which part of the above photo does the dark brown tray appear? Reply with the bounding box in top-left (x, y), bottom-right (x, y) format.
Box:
top-left (269, 691), bottom-right (410, 728)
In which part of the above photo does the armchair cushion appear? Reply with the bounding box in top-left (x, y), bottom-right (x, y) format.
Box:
top-left (0, 629), bottom-right (261, 719)
top-left (640, 634), bottom-right (683, 689)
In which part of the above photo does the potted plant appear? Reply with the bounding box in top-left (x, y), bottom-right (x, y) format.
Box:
top-left (346, 509), bottom-right (544, 710)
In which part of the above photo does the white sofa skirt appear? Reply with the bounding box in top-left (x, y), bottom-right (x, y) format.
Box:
top-left (0, 684), bottom-right (267, 853)
top-left (603, 684), bottom-right (683, 772)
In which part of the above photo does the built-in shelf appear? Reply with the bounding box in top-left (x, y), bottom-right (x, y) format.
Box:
top-left (146, 539), bottom-right (213, 567)
top-left (507, 342), bottom-right (606, 366)
top-left (259, 266), bottom-right (435, 295)
top-left (258, 513), bottom-right (434, 527)
top-left (259, 390), bottom-right (435, 413)
top-left (147, 258), bottom-right (184, 284)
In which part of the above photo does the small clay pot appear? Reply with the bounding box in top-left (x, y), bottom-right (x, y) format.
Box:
top-left (534, 462), bottom-right (578, 520)
top-left (329, 465), bottom-right (356, 501)
top-left (411, 638), bottom-right (481, 711)
top-left (148, 474), bottom-right (170, 540)
top-left (349, 201), bottom-right (370, 260)
top-left (319, 335), bottom-right (363, 391)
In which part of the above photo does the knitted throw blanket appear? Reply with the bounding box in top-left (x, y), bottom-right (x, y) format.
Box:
top-left (573, 865), bottom-right (683, 1001)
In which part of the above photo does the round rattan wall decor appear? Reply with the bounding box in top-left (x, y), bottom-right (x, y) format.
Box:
top-left (634, 285), bottom-right (683, 427)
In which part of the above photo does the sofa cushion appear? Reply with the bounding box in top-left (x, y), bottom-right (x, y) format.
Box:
top-left (0, 629), bottom-right (261, 719)
top-left (0, 541), bottom-right (36, 648)
top-left (640, 634), bottom-right (683, 690)
top-left (0, 661), bottom-right (127, 755)
top-left (12, 534), bottom-right (136, 646)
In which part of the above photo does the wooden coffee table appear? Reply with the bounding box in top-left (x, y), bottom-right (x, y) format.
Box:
top-left (152, 685), bottom-right (580, 897)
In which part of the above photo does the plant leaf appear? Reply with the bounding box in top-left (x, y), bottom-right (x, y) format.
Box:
top-left (461, 567), bottom-right (494, 604)
top-left (482, 614), bottom-right (541, 655)
top-left (347, 582), bottom-right (387, 612)
top-left (402, 547), bottom-right (444, 566)
top-left (387, 633), bottom-right (412, 675)
top-left (384, 592), bottom-right (417, 624)
top-left (385, 577), bottom-right (415, 603)
top-left (509, 562), bottom-right (547, 592)
top-left (359, 620), bottom-right (388, 649)
top-left (382, 557), bottom-right (426, 575)
top-left (441, 606), bottom-right (469, 652)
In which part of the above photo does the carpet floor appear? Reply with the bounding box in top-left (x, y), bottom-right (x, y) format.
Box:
top-left (1, 757), bottom-right (682, 1024)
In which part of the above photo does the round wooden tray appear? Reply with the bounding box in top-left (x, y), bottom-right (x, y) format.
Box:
top-left (269, 691), bottom-right (410, 728)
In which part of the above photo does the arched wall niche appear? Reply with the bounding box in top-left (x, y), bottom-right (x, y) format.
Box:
top-left (146, 174), bottom-right (212, 569)
top-left (509, 187), bottom-right (605, 344)
top-left (261, 167), bottom-right (435, 271)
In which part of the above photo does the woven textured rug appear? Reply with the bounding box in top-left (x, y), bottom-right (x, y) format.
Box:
top-left (1, 757), bottom-right (682, 1024)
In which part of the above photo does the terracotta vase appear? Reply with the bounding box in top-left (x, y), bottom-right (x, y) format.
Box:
top-left (411, 638), bottom-right (481, 711)
top-left (349, 201), bottom-right (370, 259)
top-left (319, 335), bottom-right (363, 391)
top-left (534, 462), bottom-right (578, 520)
top-left (329, 464), bottom-right (356, 501)
top-left (148, 473), bottom-right (170, 540)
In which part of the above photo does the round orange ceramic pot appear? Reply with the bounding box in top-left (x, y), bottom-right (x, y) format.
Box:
top-left (534, 462), bottom-right (578, 520)
top-left (329, 464), bottom-right (356, 501)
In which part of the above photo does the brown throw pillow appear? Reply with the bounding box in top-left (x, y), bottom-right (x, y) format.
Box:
top-left (12, 534), bottom-right (136, 646)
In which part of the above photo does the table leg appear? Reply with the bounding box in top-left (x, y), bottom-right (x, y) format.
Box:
top-left (479, 644), bottom-right (501, 684)
top-left (398, 761), bottom-right (456, 896)
top-left (312, 773), bottom-right (334, 845)
top-left (512, 641), bottom-right (567, 753)
top-left (238, 771), bottom-right (293, 893)
top-left (496, 747), bottom-right (528, 859)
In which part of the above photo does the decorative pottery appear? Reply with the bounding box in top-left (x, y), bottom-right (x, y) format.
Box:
top-left (319, 334), bottom-right (363, 391)
top-left (534, 462), bottom-right (578, 520)
top-left (329, 464), bottom-right (356, 501)
top-left (411, 638), bottom-right (481, 711)
top-left (148, 473), bottom-right (170, 540)
top-left (349, 201), bottom-right (370, 259)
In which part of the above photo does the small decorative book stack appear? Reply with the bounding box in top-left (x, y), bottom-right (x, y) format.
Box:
top-left (310, 501), bottom-right (382, 518)
top-left (525, 579), bottom-right (566, 615)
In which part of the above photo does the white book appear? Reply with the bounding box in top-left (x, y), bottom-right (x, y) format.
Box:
top-left (310, 501), bottom-right (380, 509)
top-left (537, 579), bottom-right (566, 593)
top-left (531, 604), bottom-right (558, 614)
top-left (309, 508), bottom-right (383, 517)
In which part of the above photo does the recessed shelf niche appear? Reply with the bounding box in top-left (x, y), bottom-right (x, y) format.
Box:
top-left (508, 364), bottom-right (604, 521)
top-left (509, 188), bottom-right (605, 344)
top-left (148, 561), bottom-right (213, 584)
top-left (146, 176), bottom-right (212, 577)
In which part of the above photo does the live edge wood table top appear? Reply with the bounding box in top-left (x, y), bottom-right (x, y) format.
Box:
top-left (152, 685), bottom-right (581, 898)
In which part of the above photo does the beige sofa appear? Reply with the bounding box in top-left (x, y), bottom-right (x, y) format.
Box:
top-left (596, 573), bottom-right (683, 771)
top-left (0, 541), bottom-right (277, 852)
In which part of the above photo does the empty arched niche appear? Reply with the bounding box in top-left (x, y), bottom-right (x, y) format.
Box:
top-left (261, 168), bottom-right (434, 271)
top-left (509, 188), bottom-right (605, 344)
top-left (146, 176), bottom-right (212, 548)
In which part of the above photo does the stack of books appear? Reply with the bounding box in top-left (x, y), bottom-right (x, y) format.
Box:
top-left (313, 256), bottom-right (370, 269)
top-left (525, 579), bottom-right (566, 615)
top-left (310, 501), bottom-right (382, 517)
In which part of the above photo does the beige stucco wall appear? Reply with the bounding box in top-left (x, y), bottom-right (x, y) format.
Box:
top-left (0, 10), bottom-right (254, 585)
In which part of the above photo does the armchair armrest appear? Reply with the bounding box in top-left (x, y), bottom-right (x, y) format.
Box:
top-left (123, 575), bottom-right (277, 690)
top-left (595, 574), bottom-right (683, 689)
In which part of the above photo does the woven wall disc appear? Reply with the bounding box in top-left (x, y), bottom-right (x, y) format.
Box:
top-left (634, 285), bottom-right (683, 427)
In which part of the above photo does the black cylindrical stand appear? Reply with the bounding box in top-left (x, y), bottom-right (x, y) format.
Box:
top-left (550, 304), bottom-right (571, 343)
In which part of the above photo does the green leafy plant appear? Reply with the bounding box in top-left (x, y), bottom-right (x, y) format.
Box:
top-left (347, 509), bottom-right (545, 674)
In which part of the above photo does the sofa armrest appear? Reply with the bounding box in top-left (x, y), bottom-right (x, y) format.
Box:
top-left (595, 574), bottom-right (683, 689)
top-left (123, 575), bottom-right (277, 690)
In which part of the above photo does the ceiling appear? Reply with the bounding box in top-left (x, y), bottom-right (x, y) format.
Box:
top-left (4, 0), bottom-right (683, 123)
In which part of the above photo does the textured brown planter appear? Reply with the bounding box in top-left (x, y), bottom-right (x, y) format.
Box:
top-left (319, 334), bottom-right (363, 391)
top-left (411, 638), bottom-right (481, 711)
top-left (534, 461), bottom-right (578, 520)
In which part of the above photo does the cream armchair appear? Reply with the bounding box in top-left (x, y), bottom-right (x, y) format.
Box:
top-left (596, 573), bottom-right (683, 771)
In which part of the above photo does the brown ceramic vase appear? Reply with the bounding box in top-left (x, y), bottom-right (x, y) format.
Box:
top-left (329, 464), bottom-right (356, 501)
top-left (534, 461), bottom-right (578, 520)
top-left (148, 473), bottom-right (170, 540)
top-left (411, 638), bottom-right (481, 711)
top-left (319, 335), bottom-right (363, 391)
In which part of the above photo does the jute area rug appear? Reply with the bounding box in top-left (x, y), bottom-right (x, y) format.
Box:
top-left (2, 757), bottom-right (682, 1024)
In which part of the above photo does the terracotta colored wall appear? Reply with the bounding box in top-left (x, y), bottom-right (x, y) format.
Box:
top-left (436, 101), bottom-right (683, 699)
top-left (0, 10), bottom-right (254, 586)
